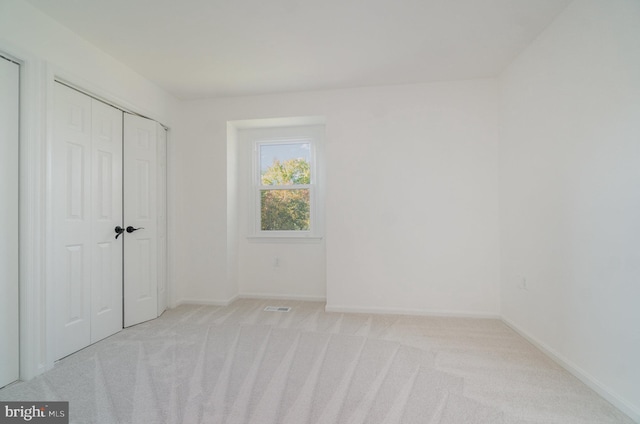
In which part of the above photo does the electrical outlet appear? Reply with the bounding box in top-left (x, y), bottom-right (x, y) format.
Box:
top-left (517, 276), bottom-right (528, 290)
top-left (516, 274), bottom-right (528, 290)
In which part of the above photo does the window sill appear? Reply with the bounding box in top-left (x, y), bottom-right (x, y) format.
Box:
top-left (246, 235), bottom-right (324, 244)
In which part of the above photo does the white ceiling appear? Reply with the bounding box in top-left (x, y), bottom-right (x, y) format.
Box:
top-left (26, 0), bottom-right (572, 100)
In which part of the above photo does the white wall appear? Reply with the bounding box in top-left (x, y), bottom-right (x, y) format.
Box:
top-left (174, 79), bottom-right (501, 316)
top-left (499, 0), bottom-right (640, 420)
top-left (171, 102), bottom-right (235, 304)
top-left (324, 82), bottom-right (500, 316)
top-left (0, 0), bottom-right (178, 379)
top-left (235, 124), bottom-right (326, 301)
top-left (0, 0), bottom-right (175, 123)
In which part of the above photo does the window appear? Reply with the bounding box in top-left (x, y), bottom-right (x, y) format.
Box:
top-left (255, 139), bottom-right (316, 235)
top-left (235, 121), bottom-right (325, 240)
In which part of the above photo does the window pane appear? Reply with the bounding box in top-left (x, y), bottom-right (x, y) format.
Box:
top-left (260, 143), bottom-right (311, 185)
top-left (260, 189), bottom-right (310, 231)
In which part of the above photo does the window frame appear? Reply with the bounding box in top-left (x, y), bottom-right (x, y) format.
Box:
top-left (252, 137), bottom-right (319, 238)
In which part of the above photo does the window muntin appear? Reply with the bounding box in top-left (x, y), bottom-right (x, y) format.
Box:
top-left (256, 140), bottom-right (314, 234)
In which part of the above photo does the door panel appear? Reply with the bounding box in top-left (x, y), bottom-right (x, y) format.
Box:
top-left (0, 56), bottom-right (19, 388)
top-left (53, 84), bottom-right (124, 359)
top-left (53, 83), bottom-right (93, 359)
top-left (124, 114), bottom-right (158, 327)
top-left (90, 100), bottom-right (123, 344)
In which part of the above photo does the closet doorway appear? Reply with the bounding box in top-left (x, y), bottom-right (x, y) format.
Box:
top-left (51, 82), bottom-right (167, 360)
top-left (0, 54), bottom-right (20, 388)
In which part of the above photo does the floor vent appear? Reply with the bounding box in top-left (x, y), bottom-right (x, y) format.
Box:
top-left (264, 306), bottom-right (291, 312)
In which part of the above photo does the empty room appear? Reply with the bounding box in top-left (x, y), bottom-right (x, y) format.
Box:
top-left (0, 0), bottom-right (638, 422)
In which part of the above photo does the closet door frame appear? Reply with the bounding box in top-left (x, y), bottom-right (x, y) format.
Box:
top-left (0, 46), bottom-right (47, 382)
top-left (0, 53), bottom-right (20, 389)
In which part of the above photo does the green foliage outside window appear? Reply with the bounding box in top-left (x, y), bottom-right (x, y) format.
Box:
top-left (260, 158), bottom-right (311, 231)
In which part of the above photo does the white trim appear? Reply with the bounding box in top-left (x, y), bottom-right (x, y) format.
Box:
top-left (0, 54), bottom-right (20, 386)
top-left (239, 293), bottom-right (326, 302)
top-left (50, 67), bottom-right (170, 129)
top-left (176, 294), bottom-right (328, 306)
top-left (246, 235), bottom-right (323, 243)
top-left (166, 126), bottom-right (178, 309)
top-left (176, 296), bottom-right (239, 307)
top-left (0, 43), bottom-right (49, 381)
top-left (502, 316), bottom-right (640, 423)
top-left (44, 62), bottom-right (56, 373)
top-left (229, 115), bottom-right (326, 130)
top-left (325, 304), bottom-right (500, 319)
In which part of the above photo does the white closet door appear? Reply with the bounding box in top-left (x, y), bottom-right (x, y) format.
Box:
top-left (123, 114), bottom-right (158, 327)
top-left (90, 100), bottom-right (124, 344)
top-left (52, 84), bottom-right (92, 359)
top-left (0, 56), bottom-right (19, 388)
top-left (53, 83), bottom-right (124, 359)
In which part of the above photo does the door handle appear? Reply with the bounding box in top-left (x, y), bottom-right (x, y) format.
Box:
top-left (114, 226), bottom-right (125, 239)
top-left (126, 226), bottom-right (144, 233)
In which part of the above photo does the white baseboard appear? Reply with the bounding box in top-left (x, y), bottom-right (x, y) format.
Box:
top-left (502, 316), bottom-right (640, 423)
top-left (174, 293), bottom-right (326, 306)
top-left (176, 295), bottom-right (239, 307)
top-left (325, 304), bottom-right (500, 319)
top-left (238, 292), bottom-right (326, 302)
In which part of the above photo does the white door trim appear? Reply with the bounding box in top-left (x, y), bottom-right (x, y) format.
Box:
top-left (0, 45), bottom-right (49, 381)
top-left (0, 54), bottom-right (20, 388)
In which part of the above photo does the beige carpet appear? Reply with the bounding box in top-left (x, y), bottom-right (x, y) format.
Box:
top-left (0, 299), bottom-right (633, 424)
